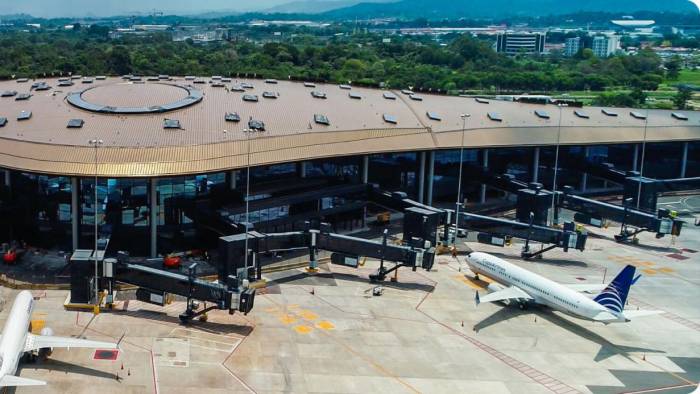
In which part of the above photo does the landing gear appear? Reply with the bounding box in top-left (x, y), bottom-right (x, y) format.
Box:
top-left (518, 302), bottom-right (529, 311)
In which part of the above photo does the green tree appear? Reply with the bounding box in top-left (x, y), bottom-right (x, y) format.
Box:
top-left (673, 86), bottom-right (693, 109)
top-left (665, 55), bottom-right (682, 80)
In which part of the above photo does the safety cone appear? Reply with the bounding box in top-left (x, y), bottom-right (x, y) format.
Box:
top-left (310, 288), bottom-right (315, 295)
top-left (461, 321), bottom-right (464, 327)
top-left (121, 363), bottom-right (124, 370)
top-left (128, 369), bottom-right (131, 376)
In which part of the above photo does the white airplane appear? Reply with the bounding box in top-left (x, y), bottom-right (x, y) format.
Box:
top-left (466, 252), bottom-right (660, 323)
top-left (0, 290), bottom-right (118, 387)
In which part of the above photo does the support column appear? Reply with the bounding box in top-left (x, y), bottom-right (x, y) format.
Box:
top-left (3, 169), bottom-right (9, 188)
top-left (71, 177), bottom-right (79, 251)
top-left (150, 179), bottom-right (158, 258)
top-left (632, 144), bottom-right (639, 172)
top-left (362, 155), bottom-right (369, 184)
top-left (580, 146), bottom-right (589, 192)
top-left (418, 151), bottom-right (426, 203)
top-left (299, 161), bottom-right (307, 178)
top-left (532, 147), bottom-right (540, 183)
top-left (229, 170), bottom-right (238, 190)
top-left (426, 151), bottom-right (435, 206)
top-left (681, 142), bottom-right (688, 178)
top-left (480, 149), bottom-right (489, 203)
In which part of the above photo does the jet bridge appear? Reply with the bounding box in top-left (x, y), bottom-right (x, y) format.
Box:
top-left (218, 220), bottom-right (436, 284)
top-left (69, 249), bottom-right (256, 324)
top-left (556, 186), bottom-right (683, 243)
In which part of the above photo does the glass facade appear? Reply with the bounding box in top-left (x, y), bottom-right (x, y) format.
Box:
top-left (368, 153), bottom-right (418, 198)
top-left (432, 149), bottom-right (480, 204)
top-left (640, 142), bottom-right (683, 179)
top-left (687, 142), bottom-right (700, 178)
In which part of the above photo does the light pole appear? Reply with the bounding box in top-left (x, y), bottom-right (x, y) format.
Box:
top-left (454, 114), bottom-right (470, 247)
top-left (88, 138), bottom-right (103, 305)
top-left (636, 109), bottom-right (649, 210)
top-left (550, 103), bottom-right (566, 226)
top-left (244, 129), bottom-right (251, 274)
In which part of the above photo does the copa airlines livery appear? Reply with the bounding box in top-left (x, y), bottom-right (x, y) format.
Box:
top-left (0, 290), bottom-right (118, 387)
top-left (466, 252), bottom-right (661, 323)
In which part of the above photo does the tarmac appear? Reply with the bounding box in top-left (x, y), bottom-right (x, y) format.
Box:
top-left (2, 200), bottom-right (700, 394)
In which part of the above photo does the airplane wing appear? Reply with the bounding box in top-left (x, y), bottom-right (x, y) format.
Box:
top-left (564, 283), bottom-right (608, 293)
top-left (0, 375), bottom-right (47, 387)
top-left (24, 333), bottom-right (118, 353)
top-left (476, 286), bottom-right (532, 304)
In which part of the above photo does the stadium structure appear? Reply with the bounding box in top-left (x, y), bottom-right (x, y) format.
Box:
top-left (0, 75), bottom-right (697, 257)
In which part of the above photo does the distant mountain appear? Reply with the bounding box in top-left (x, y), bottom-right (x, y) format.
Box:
top-left (323, 0), bottom-right (698, 20)
top-left (264, 0), bottom-right (392, 14)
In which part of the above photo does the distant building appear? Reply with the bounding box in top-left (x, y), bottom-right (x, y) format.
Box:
top-left (564, 37), bottom-right (582, 57)
top-left (592, 35), bottom-right (620, 57)
top-left (496, 32), bottom-right (546, 55)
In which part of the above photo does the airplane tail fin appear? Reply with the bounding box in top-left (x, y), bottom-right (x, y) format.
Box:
top-left (593, 265), bottom-right (636, 314)
top-left (0, 375), bottom-right (47, 387)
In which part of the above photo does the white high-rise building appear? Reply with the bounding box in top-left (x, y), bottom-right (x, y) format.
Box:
top-left (591, 35), bottom-right (620, 57)
top-left (564, 37), bottom-right (581, 56)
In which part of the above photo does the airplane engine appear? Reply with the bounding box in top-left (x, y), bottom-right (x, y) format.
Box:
top-left (39, 327), bottom-right (54, 357)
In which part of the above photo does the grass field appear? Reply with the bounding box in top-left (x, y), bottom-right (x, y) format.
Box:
top-left (670, 69), bottom-right (700, 85)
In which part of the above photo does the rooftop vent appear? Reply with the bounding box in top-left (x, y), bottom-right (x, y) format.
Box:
top-left (262, 91), bottom-right (278, 99)
top-left (601, 109), bottom-right (618, 117)
top-left (158, 75), bottom-right (169, 80)
top-left (121, 74), bottom-right (133, 80)
top-left (71, 75), bottom-right (83, 80)
top-left (146, 76), bottom-right (159, 81)
top-left (193, 79), bottom-right (207, 84)
top-left (241, 82), bottom-right (254, 89)
top-left (16, 78), bottom-right (28, 83)
top-left (221, 78), bottom-right (232, 83)
top-left (265, 79), bottom-right (278, 84)
top-left (475, 97), bottom-right (489, 104)
top-left (211, 76), bottom-right (222, 80)
top-left (163, 119), bottom-right (181, 129)
top-left (314, 114), bottom-right (330, 125)
top-left (672, 112), bottom-right (688, 121)
top-left (339, 84), bottom-right (352, 90)
top-left (0, 117), bottom-right (7, 127)
top-left (401, 89), bottom-right (414, 95)
top-left (1, 90), bottom-right (17, 97)
top-left (383, 92), bottom-right (397, 100)
top-left (129, 76), bottom-right (142, 82)
top-left (225, 112), bottom-right (241, 122)
top-left (242, 94), bottom-right (259, 102)
top-left (17, 110), bottom-right (32, 121)
top-left (96, 75), bottom-right (107, 80)
top-left (383, 114), bottom-right (398, 124)
top-left (534, 109), bottom-right (550, 119)
top-left (231, 85), bottom-right (245, 92)
top-left (426, 111), bottom-right (441, 121)
top-left (210, 81), bottom-right (225, 87)
top-left (58, 80), bottom-right (74, 87)
top-left (409, 94), bottom-right (423, 101)
top-left (574, 110), bottom-right (589, 119)
top-left (67, 118), bottom-right (84, 128)
top-left (248, 119), bottom-right (265, 131)
top-left (349, 92), bottom-right (362, 100)
top-left (304, 82), bottom-right (316, 88)
top-left (311, 91), bottom-right (327, 99)
top-left (82, 78), bottom-right (94, 84)
top-left (487, 112), bottom-right (503, 122)
top-left (185, 76), bottom-right (196, 80)
top-left (15, 93), bottom-right (31, 101)
top-left (630, 111), bottom-right (647, 120)
top-left (33, 82), bottom-right (51, 91)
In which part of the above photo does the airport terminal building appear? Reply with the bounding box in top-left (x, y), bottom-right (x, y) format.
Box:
top-left (0, 76), bottom-right (698, 257)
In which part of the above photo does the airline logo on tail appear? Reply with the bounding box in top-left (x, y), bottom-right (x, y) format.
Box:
top-left (593, 265), bottom-right (639, 314)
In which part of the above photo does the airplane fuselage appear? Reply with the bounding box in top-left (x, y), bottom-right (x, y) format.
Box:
top-left (466, 252), bottom-right (620, 322)
top-left (0, 291), bottom-right (34, 379)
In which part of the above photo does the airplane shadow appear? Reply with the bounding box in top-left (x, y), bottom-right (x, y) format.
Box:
top-left (13, 357), bottom-right (118, 390)
top-left (102, 309), bottom-right (254, 337)
top-left (473, 305), bottom-right (665, 362)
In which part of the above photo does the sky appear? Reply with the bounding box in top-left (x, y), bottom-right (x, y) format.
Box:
top-left (0, 0), bottom-right (309, 18)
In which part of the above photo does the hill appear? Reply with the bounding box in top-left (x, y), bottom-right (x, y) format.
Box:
top-left (322, 0), bottom-right (698, 20)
